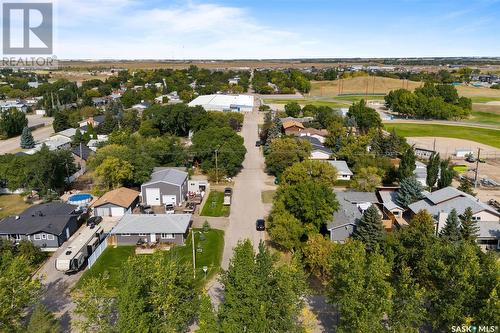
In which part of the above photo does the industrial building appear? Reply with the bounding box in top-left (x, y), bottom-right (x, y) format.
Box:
top-left (188, 94), bottom-right (254, 112)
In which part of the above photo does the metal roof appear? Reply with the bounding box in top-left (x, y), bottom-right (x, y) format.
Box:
top-left (111, 214), bottom-right (192, 234)
top-left (327, 160), bottom-right (353, 176)
top-left (328, 191), bottom-right (379, 230)
top-left (143, 168), bottom-right (188, 187)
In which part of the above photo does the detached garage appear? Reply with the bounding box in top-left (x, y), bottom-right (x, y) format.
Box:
top-left (141, 168), bottom-right (188, 206)
top-left (91, 187), bottom-right (140, 217)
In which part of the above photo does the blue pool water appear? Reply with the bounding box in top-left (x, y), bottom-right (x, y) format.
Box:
top-left (68, 193), bottom-right (92, 204)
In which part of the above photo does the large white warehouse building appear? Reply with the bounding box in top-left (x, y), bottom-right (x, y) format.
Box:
top-left (188, 94), bottom-right (254, 112)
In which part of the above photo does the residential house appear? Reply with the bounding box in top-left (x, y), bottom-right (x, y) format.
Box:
top-left (87, 135), bottom-right (108, 152)
top-left (477, 221), bottom-right (500, 250)
top-left (376, 187), bottom-right (408, 230)
top-left (414, 161), bottom-right (427, 187)
top-left (131, 101), bottom-right (151, 112)
top-left (297, 128), bottom-right (328, 144)
top-left (327, 160), bottom-right (353, 180)
top-left (78, 115), bottom-right (105, 131)
top-left (25, 134), bottom-right (72, 155)
top-left (282, 120), bottom-right (305, 135)
top-left (279, 116), bottom-right (314, 124)
top-left (299, 136), bottom-right (332, 160)
top-left (109, 214), bottom-right (192, 246)
top-left (408, 186), bottom-right (500, 234)
top-left (0, 203), bottom-right (83, 251)
top-left (141, 167), bottom-right (189, 206)
top-left (72, 143), bottom-right (94, 170)
top-left (91, 187), bottom-right (139, 217)
top-left (0, 100), bottom-right (28, 112)
top-left (328, 191), bottom-right (379, 243)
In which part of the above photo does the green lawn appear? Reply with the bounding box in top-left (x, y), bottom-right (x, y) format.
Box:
top-left (453, 165), bottom-right (468, 173)
top-left (384, 124), bottom-right (500, 148)
top-left (263, 99), bottom-right (348, 108)
top-left (470, 96), bottom-right (500, 103)
top-left (261, 190), bottom-right (276, 204)
top-left (77, 229), bottom-right (224, 291)
top-left (0, 194), bottom-right (30, 219)
top-left (470, 111), bottom-right (500, 126)
top-left (200, 191), bottom-right (230, 217)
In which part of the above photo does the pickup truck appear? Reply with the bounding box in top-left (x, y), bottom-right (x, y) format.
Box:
top-left (223, 187), bottom-right (232, 206)
top-left (223, 195), bottom-right (231, 206)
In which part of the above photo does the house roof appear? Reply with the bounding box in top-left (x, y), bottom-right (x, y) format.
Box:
top-left (0, 203), bottom-right (79, 236)
top-left (302, 128), bottom-right (328, 137)
top-left (282, 120), bottom-right (304, 130)
top-left (279, 117), bottom-right (314, 124)
top-left (408, 187), bottom-right (499, 218)
top-left (327, 160), bottom-right (353, 176)
top-left (72, 144), bottom-right (93, 161)
top-left (92, 187), bottom-right (139, 209)
top-left (378, 190), bottom-right (404, 211)
top-left (57, 128), bottom-right (77, 138)
top-left (477, 221), bottom-right (500, 239)
top-left (111, 214), bottom-right (192, 234)
top-left (328, 191), bottom-right (379, 230)
top-left (299, 136), bottom-right (332, 155)
top-left (143, 168), bottom-right (188, 187)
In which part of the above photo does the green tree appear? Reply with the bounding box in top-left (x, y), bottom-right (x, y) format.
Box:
top-left (460, 207), bottom-right (479, 242)
top-left (328, 240), bottom-right (393, 333)
top-left (94, 156), bottom-right (134, 189)
top-left (97, 111), bottom-right (118, 134)
top-left (0, 108), bottom-right (28, 138)
top-left (396, 176), bottom-right (423, 208)
top-left (437, 158), bottom-right (454, 189)
top-left (280, 159), bottom-right (337, 186)
top-left (353, 204), bottom-right (385, 252)
top-left (52, 111), bottom-right (70, 132)
top-left (347, 100), bottom-right (381, 133)
top-left (398, 146), bottom-right (416, 180)
top-left (440, 209), bottom-right (462, 242)
top-left (303, 233), bottom-right (335, 281)
top-left (264, 138), bottom-right (311, 178)
top-left (284, 102), bottom-right (301, 117)
top-left (20, 126), bottom-right (35, 149)
top-left (196, 294), bottom-right (219, 333)
top-left (267, 204), bottom-right (305, 251)
top-left (72, 128), bottom-right (85, 145)
top-left (426, 152), bottom-right (440, 191)
top-left (74, 274), bottom-right (116, 333)
top-left (352, 166), bottom-right (383, 192)
top-left (457, 177), bottom-right (476, 196)
top-left (26, 303), bottom-right (61, 333)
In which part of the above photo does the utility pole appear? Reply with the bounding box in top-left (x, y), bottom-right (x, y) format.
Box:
top-left (433, 138), bottom-right (436, 152)
top-left (215, 149), bottom-right (219, 184)
top-left (474, 147), bottom-right (481, 188)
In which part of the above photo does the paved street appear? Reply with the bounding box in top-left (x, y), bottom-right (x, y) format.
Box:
top-left (0, 118), bottom-right (54, 154)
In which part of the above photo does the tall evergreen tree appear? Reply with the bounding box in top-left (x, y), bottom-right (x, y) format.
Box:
top-left (72, 128), bottom-right (84, 145)
top-left (398, 146), bottom-right (416, 179)
top-left (196, 294), bottom-right (219, 333)
top-left (457, 177), bottom-right (476, 196)
top-left (426, 152), bottom-right (440, 191)
top-left (352, 204), bottom-right (385, 252)
top-left (439, 209), bottom-right (462, 241)
top-left (460, 207), bottom-right (479, 242)
top-left (437, 158), bottom-right (454, 189)
top-left (52, 111), bottom-right (70, 132)
top-left (20, 126), bottom-right (35, 149)
top-left (26, 303), bottom-right (60, 333)
top-left (396, 176), bottom-right (424, 208)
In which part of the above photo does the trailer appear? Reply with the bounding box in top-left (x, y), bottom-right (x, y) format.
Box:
top-left (55, 225), bottom-right (104, 273)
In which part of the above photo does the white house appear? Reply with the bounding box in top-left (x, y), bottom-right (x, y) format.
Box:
top-left (327, 160), bottom-right (354, 180)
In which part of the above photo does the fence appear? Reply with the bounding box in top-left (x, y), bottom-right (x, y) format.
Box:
top-left (88, 236), bottom-right (108, 268)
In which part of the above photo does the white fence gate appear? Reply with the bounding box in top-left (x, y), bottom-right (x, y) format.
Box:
top-left (88, 236), bottom-right (108, 268)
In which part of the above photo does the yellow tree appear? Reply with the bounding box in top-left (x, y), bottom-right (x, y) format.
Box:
top-left (95, 156), bottom-right (133, 189)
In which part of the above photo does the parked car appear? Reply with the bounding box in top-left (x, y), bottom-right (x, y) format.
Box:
top-left (465, 154), bottom-right (476, 163)
top-left (224, 187), bottom-right (232, 196)
top-left (255, 140), bottom-right (261, 147)
top-left (165, 204), bottom-right (175, 214)
top-left (86, 216), bottom-right (103, 226)
top-left (256, 219), bottom-right (265, 231)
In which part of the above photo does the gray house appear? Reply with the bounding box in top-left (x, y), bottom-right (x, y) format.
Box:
top-left (0, 203), bottom-right (82, 251)
top-left (328, 191), bottom-right (379, 243)
top-left (141, 168), bottom-right (188, 206)
top-left (110, 214), bottom-right (192, 246)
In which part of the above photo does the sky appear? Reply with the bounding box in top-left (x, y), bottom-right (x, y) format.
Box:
top-left (13, 0), bottom-right (500, 59)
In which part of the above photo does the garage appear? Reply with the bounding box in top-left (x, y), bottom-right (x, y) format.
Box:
top-left (91, 187), bottom-right (140, 218)
top-left (162, 195), bottom-right (176, 206)
top-left (146, 188), bottom-right (161, 206)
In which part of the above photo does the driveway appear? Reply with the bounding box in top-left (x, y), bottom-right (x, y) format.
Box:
top-left (221, 108), bottom-right (274, 269)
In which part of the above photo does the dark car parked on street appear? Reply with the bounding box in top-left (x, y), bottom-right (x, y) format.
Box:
top-left (256, 219), bottom-right (265, 231)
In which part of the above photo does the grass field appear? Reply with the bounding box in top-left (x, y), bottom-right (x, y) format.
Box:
top-left (308, 77), bottom-right (500, 99)
top-left (473, 103), bottom-right (500, 114)
top-left (0, 195), bottom-right (30, 219)
top-left (201, 191), bottom-right (230, 217)
top-left (261, 190), bottom-right (276, 204)
top-left (384, 124), bottom-right (500, 148)
top-left (77, 229), bottom-right (224, 291)
top-left (332, 95), bottom-right (386, 102)
top-left (470, 111), bottom-right (500, 126)
top-left (453, 165), bottom-right (468, 173)
top-left (263, 99), bottom-right (347, 108)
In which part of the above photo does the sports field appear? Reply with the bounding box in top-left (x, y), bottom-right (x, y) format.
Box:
top-left (384, 123), bottom-right (500, 148)
top-left (263, 99), bottom-right (348, 108)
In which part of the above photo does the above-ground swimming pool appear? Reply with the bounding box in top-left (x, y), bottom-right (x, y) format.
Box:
top-left (68, 193), bottom-right (92, 206)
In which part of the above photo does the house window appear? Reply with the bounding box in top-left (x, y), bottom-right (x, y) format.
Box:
top-left (47, 234), bottom-right (55, 240)
top-left (472, 216), bottom-right (481, 221)
top-left (161, 233), bottom-right (174, 239)
top-left (139, 233), bottom-right (146, 236)
top-left (34, 234), bottom-right (42, 240)
top-left (15, 234), bottom-right (22, 241)
top-left (123, 233), bottom-right (131, 237)
top-left (41, 234), bottom-right (47, 240)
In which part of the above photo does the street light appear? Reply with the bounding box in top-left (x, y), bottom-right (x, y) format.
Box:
top-left (191, 229), bottom-right (202, 279)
